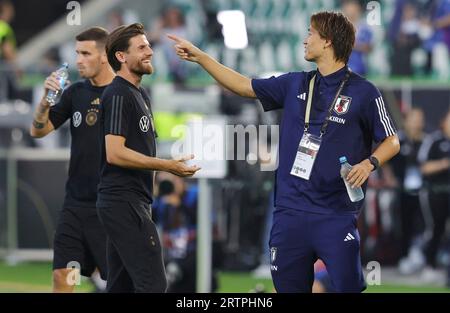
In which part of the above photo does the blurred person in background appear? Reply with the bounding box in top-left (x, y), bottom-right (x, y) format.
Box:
top-left (390, 108), bottom-right (427, 274)
top-left (106, 9), bottom-right (126, 32)
top-left (388, 0), bottom-right (422, 77)
top-left (153, 173), bottom-right (221, 293)
top-left (431, 0), bottom-right (450, 52)
top-left (0, 0), bottom-right (15, 63)
top-left (0, 0), bottom-right (17, 101)
top-left (33, 47), bottom-right (61, 75)
top-left (419, 0), bottom-right (448, 75)
top-left (169, 11), bottom-right (400, 292)
top-left (417, 109), bottom-right (450, 283)
top-left (342, 0), bottom-right (373, 77)
top-left (29, 27), bottom-right (114, 292)
top-left (105, 7), bottom-right (139, 33)
top-left (148, 6), bottom-right (189, 85)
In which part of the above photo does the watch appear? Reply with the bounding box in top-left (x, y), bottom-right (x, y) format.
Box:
top-left (369, 156), bottom-right (379, 171)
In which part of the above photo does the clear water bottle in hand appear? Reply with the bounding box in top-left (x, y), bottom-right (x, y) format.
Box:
top-left (339, 156), bottom-right (364, 202)
top-left (46, 62), bottom-right (69, 106)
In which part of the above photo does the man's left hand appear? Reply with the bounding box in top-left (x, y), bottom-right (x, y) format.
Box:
top-left (346, 159), bottom-right (374, 188)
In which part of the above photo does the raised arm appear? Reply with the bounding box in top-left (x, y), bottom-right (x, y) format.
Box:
top-left (167, 34), bottom-right (256, 98)
top-left (29, 72), bottom-right (61, 138)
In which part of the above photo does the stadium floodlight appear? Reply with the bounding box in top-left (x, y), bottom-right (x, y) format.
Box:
top-left (216, 10), bottom-right (248, 49)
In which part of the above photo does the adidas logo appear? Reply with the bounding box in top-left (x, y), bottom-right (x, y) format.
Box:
top-left (297, 93), bottom-right (306, 100)
top-left (91, 98), bottom-right (100, 105)
top-left (344, 233), bottom-right (355, 241)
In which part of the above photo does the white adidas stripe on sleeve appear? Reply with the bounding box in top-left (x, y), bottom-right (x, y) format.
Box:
top-left (375, 96), bottom-right (395, 136)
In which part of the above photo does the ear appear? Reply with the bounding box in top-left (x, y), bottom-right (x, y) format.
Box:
top-left (115, 51), bottom-right (126, 64)
top-left (324, 39), bottom-right (333, 49)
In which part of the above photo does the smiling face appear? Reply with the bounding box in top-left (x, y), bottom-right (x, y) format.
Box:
top-left (303, 24), bottom-right (329, 63)
top-left (75, 40), bottom-right (105, 79)
top-left (121, 34), bottom-right (154, 76)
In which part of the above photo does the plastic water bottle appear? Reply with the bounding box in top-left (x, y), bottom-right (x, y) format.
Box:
top-left (46, 62), bottom-right (69, 106)
top-left (339, 156), bottom-right (364, 202)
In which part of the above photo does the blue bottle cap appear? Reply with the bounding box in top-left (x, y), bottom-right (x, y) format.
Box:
top-left (339, 156), bottom-right (347, 164)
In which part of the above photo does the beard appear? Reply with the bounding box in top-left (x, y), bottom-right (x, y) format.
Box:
top-left (130, 59), bottom-right (153, 76)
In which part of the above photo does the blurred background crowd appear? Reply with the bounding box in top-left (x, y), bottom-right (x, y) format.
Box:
top-left (0, 0), bottom-right (449, 292)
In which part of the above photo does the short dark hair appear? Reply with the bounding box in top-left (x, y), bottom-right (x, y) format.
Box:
top-left (75, 27), bottom-right (109, 50)
top-left (106, 23), bottom-right (146, 72)
top-left (311, 11), bottom-right (355, 64)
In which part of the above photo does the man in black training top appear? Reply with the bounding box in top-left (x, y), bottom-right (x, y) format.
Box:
top-left (30, 27), bottom-right (113, 292)
top-left (97, 23), bottom-right (200, 293)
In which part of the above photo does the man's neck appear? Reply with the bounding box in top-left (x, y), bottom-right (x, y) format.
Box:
top-left (317, 58), bottom-right (346, 76)
top-left (117, 68), bottom-right (142, 88)
top-left (89, 67), bottom-right (115, 87)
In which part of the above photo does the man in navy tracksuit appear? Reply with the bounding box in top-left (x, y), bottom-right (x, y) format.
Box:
top-left (169, 11), bottom-right (400, 292)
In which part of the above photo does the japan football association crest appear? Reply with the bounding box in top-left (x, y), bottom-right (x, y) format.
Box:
top-left (333, 95), bottom-right (352, 115)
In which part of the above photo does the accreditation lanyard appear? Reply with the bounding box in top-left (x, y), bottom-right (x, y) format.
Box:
top-left (290, 70), bottom-right (351, 180)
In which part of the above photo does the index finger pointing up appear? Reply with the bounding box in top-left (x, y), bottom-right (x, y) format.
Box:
top-left (167, 34), bottom-right (181, 43)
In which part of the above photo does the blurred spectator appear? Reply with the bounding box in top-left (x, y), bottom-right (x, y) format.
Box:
top-left (105, 9), bottom-right (126, 32)
top-left (388, 0), bottom-right (422, 76)
top-left (0, 0), bottom-right (16, 63)
top-left (35, 47), bottom-right (61, 74)
top-left (419, 0), bottom-right (444, 75)
top-left (105, 8), bottom-right (139, 32)
top-left (342, 0), bottom-right (373, 76)
top-left (0, 0), bottom-right (20, 102)
top-left (362, 164), bottom-right (400, 265)
top-left (148, 6), bottom-right (189, 85)
top-left (153, 173), bottom-right (222, 292)
top-left (390, 108), bottom-right (427, 274)
top-left (417, 110), bottom-right (450, 283)
top-left (199, 0), bottom-right (223, 44)
top-left (431, 0), bottom-right (450, 51)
